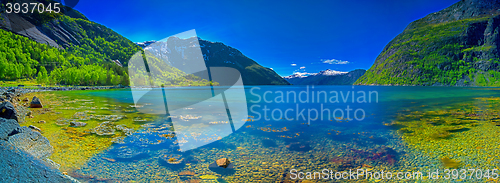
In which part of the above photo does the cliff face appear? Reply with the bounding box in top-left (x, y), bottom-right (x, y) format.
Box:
top-left (0, 0), bottom-right (88, 48)
top-left (356, 0), bottom-right (500, 86)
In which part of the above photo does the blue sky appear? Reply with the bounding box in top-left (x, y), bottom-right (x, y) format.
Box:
top-left (74, 0), bottom-right (458, 76)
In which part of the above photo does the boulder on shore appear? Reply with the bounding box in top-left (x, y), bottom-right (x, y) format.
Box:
top-left (30, 96), bottom-right (43, 108)
top-left (8, 126), bottom-right (54, 160)
top-left (0, 141), bottom-right (74, 183)
top-left (0, 118), bottom-right (20, 140)
top-left (0, 102), bottom-right (18, 121)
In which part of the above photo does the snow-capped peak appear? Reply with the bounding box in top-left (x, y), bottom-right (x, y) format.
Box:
top-left (283, 72), bottom-right (313, 79)
top-left (313, 69), bottom-right (348, 76)
top-left (283, 69), bottom-right (347, 79)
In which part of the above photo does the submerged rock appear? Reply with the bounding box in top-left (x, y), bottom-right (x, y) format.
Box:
top-left (111, 136), bottom-right (126, 144)
top-left (92, 121), bottom-right (115, 135)
top-left (115, 125), bottom-right (133, 136)
top-left (70, 121), bottom-right (87, 127)
top-left (55, 119), bottom-right (70, 126)
top-left (178, 170), bottom-right (195, 176)
top-left (160, 154), bottom-right (183, 165)
top-left (216, 158), bottom-right (231, 168)
top-left (112, 146), bottom-right (149, 159)
top-left (0, 102), bottom-right (18, 121)
top-left (101, 157), bottom-right (116, 163)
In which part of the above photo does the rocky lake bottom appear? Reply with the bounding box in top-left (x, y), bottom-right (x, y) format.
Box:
top-left (7, 86), bottom-right (500, 182)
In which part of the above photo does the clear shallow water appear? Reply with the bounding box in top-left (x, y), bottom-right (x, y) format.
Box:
top-left (46, 86), bottom-right (500, 182)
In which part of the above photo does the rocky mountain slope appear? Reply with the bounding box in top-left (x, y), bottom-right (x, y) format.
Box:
top-left (355, 0), bottom-right (500, 86)
top-left (285, 69), bottom-right (365, 85)
top-left (0, 0), bottom-right (140, 63)
top-left (136, 38), bottom-right (290, 85)
top-left (0, 0), bottom-right (140, 85)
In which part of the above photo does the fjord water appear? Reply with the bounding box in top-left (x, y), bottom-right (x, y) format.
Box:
top-left (61, 86), bottom-right (500, 182)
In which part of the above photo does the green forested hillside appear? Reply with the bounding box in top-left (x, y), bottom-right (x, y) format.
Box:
top-left (0, 27), bottom-right (131, 85)
top-left (355, 0), bottom-right (500, 86)
top-left (58, 16), bottom-right (140, 66)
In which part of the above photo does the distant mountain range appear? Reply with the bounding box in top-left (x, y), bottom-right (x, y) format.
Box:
top-left (136, 39), bottom-right (289, 85)
top-left (284, 69), bottom-right (366, 85)
top-left (356, 0), bottom-right (500, 86)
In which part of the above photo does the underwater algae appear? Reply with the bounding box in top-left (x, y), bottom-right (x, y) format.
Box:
top-left (20, 90), bottom-right (158, 171)
top-left (390, 97), bottom-right (500, 170)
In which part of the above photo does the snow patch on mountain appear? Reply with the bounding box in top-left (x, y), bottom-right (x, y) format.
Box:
top-left (284, 69), bottom-right (347, 79)
top-left (313, 69), bottom-right (348, 76)
top-left (283, 72), bottom-right (314, 79)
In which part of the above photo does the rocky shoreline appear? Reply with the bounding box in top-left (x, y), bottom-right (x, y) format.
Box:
top-left (0, 87), bottom-right (84, 182)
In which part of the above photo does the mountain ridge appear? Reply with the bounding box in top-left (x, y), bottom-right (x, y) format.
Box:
top-left (355, 0), bottom-right (500, 86)
top-left (136, 38), bottom-right (290, 85)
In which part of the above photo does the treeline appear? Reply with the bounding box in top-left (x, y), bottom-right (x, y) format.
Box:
top-left (44, 64), bottom-right (129, 86)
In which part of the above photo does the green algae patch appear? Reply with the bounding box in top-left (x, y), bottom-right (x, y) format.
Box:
top-left (199, 174), bottom-right (218, 180)
top-left (392, 97), bottom-right (500, 169)
top-left (441, 157), bottom-right (461, 169)
top-left (20, 90), bottom-right (157, 171)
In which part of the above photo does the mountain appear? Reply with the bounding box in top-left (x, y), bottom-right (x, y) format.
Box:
top-left (0, 0), bottom-right (142, 85)
top-left (355, 0), bottom-right (500, 86)
top-left (285, 69), bottom-right (366, 85)
top-left (127, 50), bottom-right (214, 87)
top-left (136, 38), bottom-right (290, 85)
top-left (136, 41), bottom-right (157, 48)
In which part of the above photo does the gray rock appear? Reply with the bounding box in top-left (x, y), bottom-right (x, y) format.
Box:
top-left (30, 96), bottom-right (43, 108)
top-left (14, 105), bottom-right (29, 123)
top-left (8, 127), bottom-right (53, 160)
top-left (4, 92), bottom-right (14, 101)
top-left (28, 125), bottom-right (42, 132)
top-left (0, 102), bottom-right (18, 121)
top-left (70, 121), bottom-right (87, 127)
top-left (0, 118), bottom-right (20, 140)
top-left (0, 141), bottom-right (75, 183)
top-left (45, 158), bottom-right (61, 170)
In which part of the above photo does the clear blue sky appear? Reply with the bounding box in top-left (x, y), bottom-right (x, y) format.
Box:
top-left (74, 0), bottom-right (458, 76)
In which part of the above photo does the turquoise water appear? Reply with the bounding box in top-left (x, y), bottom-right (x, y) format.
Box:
top-left (67, 86), bottom-right (500, 182)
